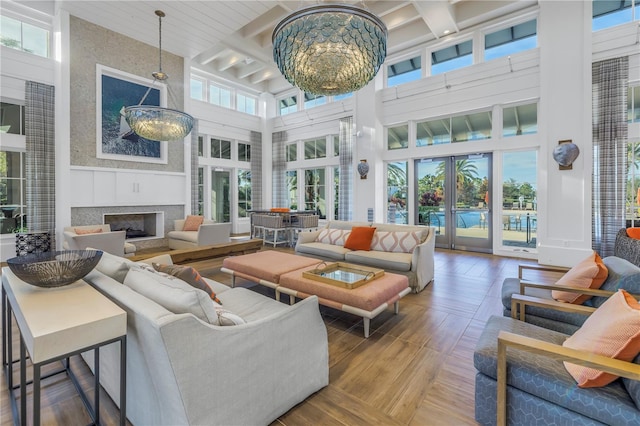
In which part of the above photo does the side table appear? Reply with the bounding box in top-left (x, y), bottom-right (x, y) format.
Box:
top-left (1, 267), bottom-right (127, 425)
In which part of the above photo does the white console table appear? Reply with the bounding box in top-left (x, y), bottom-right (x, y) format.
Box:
top-left (1, 267), bottom-right (127, 425)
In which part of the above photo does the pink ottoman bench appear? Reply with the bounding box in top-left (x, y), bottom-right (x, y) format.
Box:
top-left (221, 251), bottom-right (410, 337)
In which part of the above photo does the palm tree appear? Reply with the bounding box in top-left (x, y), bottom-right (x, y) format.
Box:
top-left (435, 159), bottom-right (479, 192)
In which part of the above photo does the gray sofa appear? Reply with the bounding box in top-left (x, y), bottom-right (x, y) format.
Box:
top-left (474, 315), bottom-right (640, 425)
top-left (295, 220), bottom-right (436, 293)
top-left (81, 251), bottom-right (329, 426)
top-left (501, 256), bottom-right (640, 334)
top-left (615, 227), bottom-right (640, 267)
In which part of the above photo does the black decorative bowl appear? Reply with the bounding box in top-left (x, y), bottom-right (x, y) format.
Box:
top-left (7, 250), bottom-right (103, 288)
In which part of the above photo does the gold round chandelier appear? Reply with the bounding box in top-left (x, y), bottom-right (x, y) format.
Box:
top-left (272, 3), bottom-right (387, 96)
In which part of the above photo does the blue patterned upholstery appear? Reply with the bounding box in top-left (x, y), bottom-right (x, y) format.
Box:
top-left (502, 256), bottom-right (640, 333)
top-left (474, 316), bottom-right (640, 425)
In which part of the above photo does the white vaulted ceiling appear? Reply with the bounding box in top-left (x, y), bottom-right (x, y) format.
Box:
top-left (55, 0), bottom-right (537, 94)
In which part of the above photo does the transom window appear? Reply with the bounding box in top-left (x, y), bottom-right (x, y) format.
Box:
top-left (387, 124), bottom-right (409, 150)
top-left (503, 103), bottom-right (538, 136)
top-left (304, 138), bottom-right (327, 160)
top-left (190, 78), bottom-right (204, 101)
top-left (387, 56), bottom-right (422, 87)
top-left (236, 93), bottom-right (257, 115)
top-left (286, 143), bottom-right (297, 162)
top-left (0, 15), bottom-right (49, 58)
top-left (210, 138), bottom-right (231, 159)
top-left (279, 95), bottom-right (297, 115)
top-left (431, 40), bottom-right (473, 75)
top-left (593, 0), bottom-right (639, 31)
top-left (210, 84), bottom-right (232, 108)
top-left (304, 93), bottom-right (326, 109)
top-left (415, 110), bottom-right (493, 147)
top-left (238, 142), bottom-right (251, 162)
top-left (485, 19), bottom-right (537, 61)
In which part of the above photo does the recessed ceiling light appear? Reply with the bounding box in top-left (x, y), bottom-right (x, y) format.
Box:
top-left (443, 29), bottom-right (451, 35)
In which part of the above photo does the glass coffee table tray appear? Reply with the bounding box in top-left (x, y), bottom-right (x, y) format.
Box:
top-left (302, 262), bottom-right (384, 289)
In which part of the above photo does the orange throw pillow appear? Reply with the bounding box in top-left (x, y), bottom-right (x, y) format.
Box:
top-left (75, 228), bottom-right (103, 235)
top-left (551, 252), bottom-right (608, 304)
top-left (344, 227), bottom-right (376, 251)
top-left (627, 228), bottom-right (640, 239)
top-left (563, 289), bottom-right (640, 388)
top-left (183, 215), bottom-right (204, 231)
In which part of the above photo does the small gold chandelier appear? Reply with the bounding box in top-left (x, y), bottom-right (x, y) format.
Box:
top-left (123, 10), bottom-right (194, 142)
top-left (272, 3), bottom-right (387, 96)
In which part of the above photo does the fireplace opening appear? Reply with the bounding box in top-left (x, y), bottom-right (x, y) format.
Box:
top-left (103, 212), bottom-right (164, 240)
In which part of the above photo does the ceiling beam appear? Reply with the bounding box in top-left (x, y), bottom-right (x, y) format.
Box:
top-left (236, 61), bottom-right (266, 79)
top-left (240, 5), bottom-right (288, 39)
top-left (194, 46), bottom-right (231, 66)
top-left (412, 0), bottom-right (459, 39)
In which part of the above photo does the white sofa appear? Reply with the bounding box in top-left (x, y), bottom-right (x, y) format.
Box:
top-left (167, 219), bottom-right (231, 249)
top-left (295, 220), bottom-right (436, 293)
top-left (80, 251), bottom-right (329, 426)
top-left (63, 224), bottom-right (136, 257)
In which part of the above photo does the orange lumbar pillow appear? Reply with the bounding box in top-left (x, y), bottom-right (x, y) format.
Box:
top-left (627, 228), bottom-right (640, 240)
top-left (563, 289), bottom-right (640, 388)
top-left (344, 227), bottom-right (376, 251)
top-left (75, 227), bottom-right (103, 235)
top-left (551, 251), bottom-right (608, 304)
top-left (183, 215), bottom-right (204, 231)
top-left (270, 207), bottom-right (290, 213)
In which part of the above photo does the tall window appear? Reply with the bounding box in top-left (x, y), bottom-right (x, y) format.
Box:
top-left (304, 138), bottom-right (327, 160)
top-left (238, 170), bottom-right (251, 218)
top-left (197, 135), bottom-right (204, 156)
top-left (431, 40), bottom-right (472, 75)
top-left (197, 167), bottom-right (204, 215)
top-left (502, 150), bottom-right (537, 249)
top-left (0, 151), bottom-right (26, 234)
top-left (503, 103), bottom-right (538, 136)
top-left (209, 84), bottom-right (231, 108)
top-left (333, 167), bottom-right (340, 220)
top-left (387, 161), bottom-right (408, 224)
top-left (0, 15), bottom-right (49, 58)
top-left (0, 103), bottom-right (25, 135)
top-left (304, 168), bottom-right (326, 218)
top-left (238, 142), bottom-right (251, 162)
top-left (279, 95), bottom-right (297, 115)
top-left (304, 93), bottom-right (326, 109)
top-left (332, 135), bottom-right (340, 156)
top-left (629, 86), bottom-right (640, 123)
top-left (211, 138), bottom-right (231, 159)
top-left (485, 19), bottom-right (537, 61)
top-left (626, 141), bottom-right (640, 227)
top-left (387, 124), bottom-right (409, 150)
top-left (286, 143), bottom-right (297, 162)
top-left (387, 56), bottom-right (422, 87)
top-left (286, 170), bottom-right (298, 209)
top-left (237, 93), bottom-right (257, 115)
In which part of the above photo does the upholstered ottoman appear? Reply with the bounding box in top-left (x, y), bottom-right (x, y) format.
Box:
top-left (278, 265), bottom-right (410, 337)
top-left (221, 251), bottom-right (320, 289)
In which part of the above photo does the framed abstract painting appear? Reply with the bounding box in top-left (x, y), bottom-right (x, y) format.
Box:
top-left (96, 64), bottom-right (168, 164)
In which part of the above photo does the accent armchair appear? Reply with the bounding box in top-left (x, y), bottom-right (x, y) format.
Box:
top-left (63, 224), bottom-right (137, 257)
top-left (167, 219), bottom-right (231, 249)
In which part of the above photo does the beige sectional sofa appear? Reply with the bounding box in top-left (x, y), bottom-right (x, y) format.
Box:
top-left (295, 220), bottom-right (436, 293)
top-left (80, 251), bottom-right (329, 425)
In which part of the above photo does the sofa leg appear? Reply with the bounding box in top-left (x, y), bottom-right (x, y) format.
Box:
top-left (363, 318), bottom-right (370, 338)
top-left (394, 301), bottom-right (399, 314)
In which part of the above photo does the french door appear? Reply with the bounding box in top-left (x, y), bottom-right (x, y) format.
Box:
top-left (415, 153), bottom-right (492, 253)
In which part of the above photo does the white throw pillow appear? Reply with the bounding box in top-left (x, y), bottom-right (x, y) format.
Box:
top-left (92, 248), bottom-right (134, 283)
top-left (124, 266), bottom-right (219, 324)
top-left (315, 228), bottom-right (351, 246)
top-left (214, 306), bottom-right (246, 326)
top-left (370, 231), bottom-right (421, 253)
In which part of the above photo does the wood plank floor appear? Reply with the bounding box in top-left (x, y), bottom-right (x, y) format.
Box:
top-left (0, 248), bottom-right (546, 426)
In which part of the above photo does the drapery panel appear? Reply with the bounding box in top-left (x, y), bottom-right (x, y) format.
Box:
top-left (592, 56), bottom-right (628, 256)
top-left (191, 119), bottom-right (199, 215)
top-left (250, 131), bottom-right (263, 211)
top-left (338, 117), bottom-right (353, 221)
top-left (25, 81), bottom-right (56, 247)
top-left (272, 131), bottom-right (287, 208)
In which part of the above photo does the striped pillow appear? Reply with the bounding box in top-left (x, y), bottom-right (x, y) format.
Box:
top-left (315, 228), bottom-right (351, 246)
top-left (371, 231), bottom-right (421, 253)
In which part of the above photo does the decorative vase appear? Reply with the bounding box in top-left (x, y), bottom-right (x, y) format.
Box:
top-left (357, 159), bottom-right (369, 179)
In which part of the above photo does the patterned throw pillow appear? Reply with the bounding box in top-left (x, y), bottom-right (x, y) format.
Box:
top-left (153, 263), bottom-right (221, 304)
top-left (370, 231), bottom-right (422, 253)
top-left (75, 228), bottom-right (103, 235)
top-left (563, 289), bottom-right (640, 388)
top-left (552, 251), bottom-right (608, 304)
top-left (315, 228), bottom-right (351, 246)
top-left (183, 215), bottom-right (204, 231)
